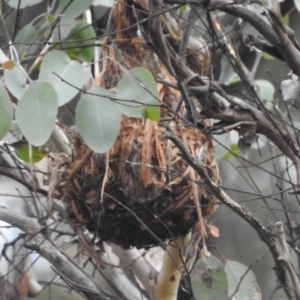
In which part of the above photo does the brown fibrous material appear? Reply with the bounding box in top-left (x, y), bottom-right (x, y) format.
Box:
top-left (52, 0), bottom-right (220, 248)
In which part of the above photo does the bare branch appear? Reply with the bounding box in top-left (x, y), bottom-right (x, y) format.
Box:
top-left (0, 206), bottom-right (118, 300)
top-left (207, 0), bottom-right (300, 75)
top-left (276, 222), bottom-right (300, 300)
top-left (162, 125), bottom-right (297, 300)
top-left (112, 245), bottom-right (157, 300)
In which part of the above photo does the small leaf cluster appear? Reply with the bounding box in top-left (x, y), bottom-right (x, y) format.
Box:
top-left (0, 0), bottom-right (160, 162)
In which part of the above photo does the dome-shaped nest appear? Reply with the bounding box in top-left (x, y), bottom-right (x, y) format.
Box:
top-left (54, 117), bottom-right (219, 248)
top-left (52, 0), bottom-right (220, 248)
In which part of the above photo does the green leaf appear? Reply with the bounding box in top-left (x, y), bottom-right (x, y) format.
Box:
top-left (223, 144), bottom-right (241, 159)
top-left (225, 261), bottom-right (261, 300)
top-left (48, 14), bottom-right (55, 23)
top-left (191, 255), bottom-right (228, 300)
top-left (16, 81), bottom-right (58, 146)
top-left (0, 85), bottom-right (13, 140)
top-left (15, 144), bottom-right (49, 163)
top-left (179, 5), bottom-right (187, 12)
top-left (57, 0), bottom-right (94, 25)
top-left (116, 67), bottom-right (160, 121)
top-left (228, 73), bottom-right (241, 85)
top-left (76, 84), bottom-right (122, 153)
top-left (39, 50), bottom-right (86, 106)
top-left (4, 65), bottom-right (28, 99)
top-left (283, 14), bottom-right (289, 26)
top-left (14, 22), bottom-right (39, 58)
top-left (7, 0), bottom-right (43, 8)
top-left (256, 79), bottom-right (275, 101)
top-left (66, 20), bottom-right (96, 62)
top-left (262, 52), bottom-right (275, 60)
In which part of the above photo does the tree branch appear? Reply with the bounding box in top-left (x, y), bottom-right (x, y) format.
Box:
top-left (112, 245), bottom-right (157, 300)
top-left (207, 0), bottom-right (300, 75)
top-left (0, 206), bottom-right (119, 300)
top-left (276, 222), bottom-right (300, 300)
top-left (162, 125), bottom-right (297, 300)
top-left (154, 234), bottom-right (190, 300)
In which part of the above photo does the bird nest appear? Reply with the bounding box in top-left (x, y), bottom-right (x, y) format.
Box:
top-left (51, 0), bottom-right (220, 248)
top-left (54, 116), bottom-right (219, 248)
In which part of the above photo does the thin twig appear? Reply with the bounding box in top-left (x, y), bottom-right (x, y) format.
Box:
top-left (276, 222), bottom-right (300, 299)
top-left (162, 124), bottom-right (297, 299)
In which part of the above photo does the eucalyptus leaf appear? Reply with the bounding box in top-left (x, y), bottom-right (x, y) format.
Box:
top-left (281, 79), bottom-right (300, 108)
top-left (283, 14), bottom-right (289, 26)
top-left (225, 260), bottom-right (261, 300)
top-left (294, 0), bottom-right (300, 13)
top-left (0, 85), bottom-right (13, 140)
top-left (191, 255), bottom-right (228, 300)
top-left (223, 144), bottom-right (241, 160)
top-left (7, 0), bottom-right (43, 8)
top-left (4, 121), bottom-right (23, 144)
top-left (262, 52), bottom-right (275, 60)
top-left (39, 50), bottom-right (86, 106)
top-left (116, 67), bottom-right (160, 121)
top-left (76, 84), bottom-right (121, 153)
top-left (14, 143), bottom-right (49, 163)
top-left (66, 21), bottom-right (96, 62)
top-left (179, 4), bottom-right (187, 12)
top-left (16, 81), bottom-right (58, 146)
top-left (5, 65), bottom-right (27, 99)
top-left (57, 0), bottom-right (94, 25)
top-left (256, 79), bottom-right (275, 102)
top-left (14, 22), bottom-right (39, 58)
top-left (228, 73), bottom-right (241, 85)
top-left (93, 0), bottom-right (114, 7)
top-left (2, 60), bottom-right (16, 70)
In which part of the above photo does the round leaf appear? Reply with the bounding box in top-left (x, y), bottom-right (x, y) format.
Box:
top-left (0, 85), bottom-right (13, 140)
top-left (225, 260), bottom-right (261, 300)
top-left (5, 65), bottom-right (27, 99)
top-left (14, 22), bottom-right (39, 58)
top-left (191, 255), bottom-right (228, 300)
top-left (39, 50), bottom-right (86, 106)
top-left (116, 67), bottom-right (160, 121)
top-left (16, 81), bottom-right (58, 146)
top-left (76, 85), bottom-right (121, 153)
top-left (66, 21), bottom-right (96, 62)
top-left (2, 60), bottom-right (16, 70)
top-left (57, 0), bottom-right (94, 25)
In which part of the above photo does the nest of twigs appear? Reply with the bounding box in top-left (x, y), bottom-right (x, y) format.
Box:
top-left (54, 117), bottom-right (219, 248)
top-left (52, 0), bottom-right (220, 248)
